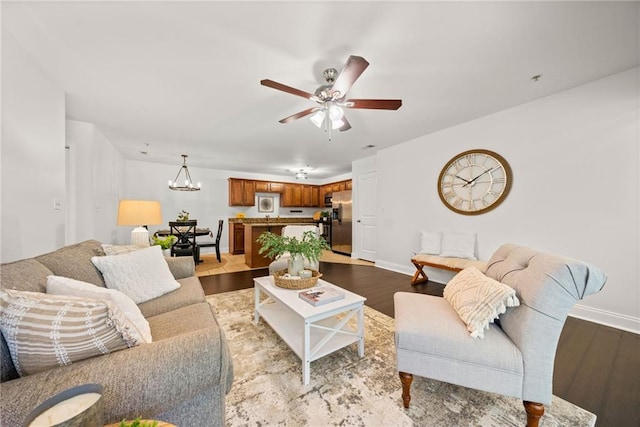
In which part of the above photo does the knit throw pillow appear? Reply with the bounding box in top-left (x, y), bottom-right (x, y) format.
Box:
top-left (0, 289), bottom-right (143, 376)
top-left (444, 267), bottom-right (519, 338)
top-left (91, 245), bottom-right (180, 304)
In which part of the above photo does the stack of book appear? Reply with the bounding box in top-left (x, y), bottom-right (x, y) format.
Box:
top-left (299, 286), bottom-right (345, 307)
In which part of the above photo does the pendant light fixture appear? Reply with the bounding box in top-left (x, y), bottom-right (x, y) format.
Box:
top-left (168, 154), bottom-right (201, 191)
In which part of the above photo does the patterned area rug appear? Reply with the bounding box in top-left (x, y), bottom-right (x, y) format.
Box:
top-left (207, 289), bottom-right (596, 427)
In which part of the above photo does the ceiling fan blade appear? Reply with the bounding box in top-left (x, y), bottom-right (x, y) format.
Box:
top-left (330, 55), bottom-right (369, 99)
top-left (278, 107), bottom-right (318, 124)
top-left (261, 79), bottom-right (314, 100)
top-left (345, 99), bottom-right (402, 110)
top-left (339, 117), bottom-right (351, 132)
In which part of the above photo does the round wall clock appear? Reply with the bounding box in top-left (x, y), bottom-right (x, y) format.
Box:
top-left (437, 149), bottom-right (512, 215)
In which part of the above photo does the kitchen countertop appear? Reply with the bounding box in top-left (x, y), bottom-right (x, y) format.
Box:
top-left (228, 217), bottom-right (315, 224)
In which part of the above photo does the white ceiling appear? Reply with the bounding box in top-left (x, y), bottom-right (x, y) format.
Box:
top-left (3, 1), bottom-right (638, 179)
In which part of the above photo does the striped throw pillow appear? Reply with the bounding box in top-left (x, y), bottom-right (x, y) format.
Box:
top-left (0, 289), bottom-right (143, 376)
top-left (444, 267), bottom-right (519, 338)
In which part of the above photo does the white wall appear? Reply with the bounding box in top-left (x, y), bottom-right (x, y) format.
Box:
top-left (1, 30), bottom-right (66, 263)
top-left (375, 68), bottom-right (640, 333)
top-left (66, 120), bottom-right (124, 245)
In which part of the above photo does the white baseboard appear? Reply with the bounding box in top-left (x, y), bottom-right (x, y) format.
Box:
top-left (374, 260), bottom-right (414, 276)
top-left (373, 262), bottom-right (639, 334)
top-left (570, 304), bottom-right (640, 335)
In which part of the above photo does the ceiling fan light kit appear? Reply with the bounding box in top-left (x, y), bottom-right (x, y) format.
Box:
top-left (261, 55), bottom-right (402, 140)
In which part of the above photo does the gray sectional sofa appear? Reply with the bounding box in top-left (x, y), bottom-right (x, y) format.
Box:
top-left (0, 240), bottom-right (233, 426)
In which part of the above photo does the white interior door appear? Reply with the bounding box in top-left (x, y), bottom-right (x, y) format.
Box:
top-left (357, 171), bottom-right (377, 262)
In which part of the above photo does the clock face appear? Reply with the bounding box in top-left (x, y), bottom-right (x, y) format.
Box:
top-left (437, 149), bottom-right (512, 215)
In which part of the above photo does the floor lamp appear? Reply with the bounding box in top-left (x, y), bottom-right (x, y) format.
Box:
top-left (117, 200), bottom-right (163, 246)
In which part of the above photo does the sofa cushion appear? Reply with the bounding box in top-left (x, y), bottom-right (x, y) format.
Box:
top-left (91, 246), bottom-right (180, 304)
top-left (138, 276), bottom-right (205, 318)
top-left (0, 289), bottom-right (144, 376)
top-left (394, 292), bottom-right (523, 398)
top-left (0, 259), bottom-right (53, 293)
top-left (36, 240), bottom-right (106, 287)
top-left (46, 275), bottom-right (152, 343)
top-left (444, 267), bottom-right (519, 338)
top-left (101, 244), bottom-right (146, 256)
top-left (147, 302), bottom-right (217, 341)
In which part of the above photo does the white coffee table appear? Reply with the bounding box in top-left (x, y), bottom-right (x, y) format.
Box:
top-left (253, 275), bottom-right (367, 385)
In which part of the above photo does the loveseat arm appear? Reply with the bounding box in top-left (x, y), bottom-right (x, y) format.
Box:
top-left (0, 325), bottom-right (232, 425)
top-left (164, 256), bottom-right (195, 279)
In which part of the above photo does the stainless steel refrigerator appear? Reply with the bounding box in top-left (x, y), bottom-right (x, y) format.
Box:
top-left (331, 190), bottom-right (352, 255)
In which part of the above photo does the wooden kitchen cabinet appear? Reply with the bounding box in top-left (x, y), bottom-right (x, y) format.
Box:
top-left (331, 182), bottom-right (342, 192)
top-left (345, 180), bottom-right (352, 190)
top-left (228, 178), bottom-right (255, 206)
top-left (244, 224), bottom-right (284, 268)
top-left (229, 222), bottom-right (245, 254)
top-left (281, 183), bottom-right (303, 207)
top-left (253, 180), bottom-right (284, 193)
top-left (254, 181), bottom-right (269, 192)
top-left (302, 185), bottom-right (313, 206)
top-left (269, 182), bottom-right (284, 193)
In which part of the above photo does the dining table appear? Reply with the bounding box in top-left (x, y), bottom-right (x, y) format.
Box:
top-left (154, 227), bottom-right (212, 263)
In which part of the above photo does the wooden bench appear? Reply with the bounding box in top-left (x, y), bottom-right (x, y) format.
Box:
top-left (410, 254), bottom-right (487, 285)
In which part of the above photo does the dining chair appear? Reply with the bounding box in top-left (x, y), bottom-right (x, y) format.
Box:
top-left (168, 220), bottom-right (199, 264)
top-left (198, 220), bottom-right (224, 262)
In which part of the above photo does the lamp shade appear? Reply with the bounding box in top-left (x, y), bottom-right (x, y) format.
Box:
top-left (117, 200), bottom-right (162, 226)
top-left (117, 200), bottom-right (162, 246)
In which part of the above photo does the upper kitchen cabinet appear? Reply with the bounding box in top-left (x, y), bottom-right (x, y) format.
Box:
top-left (228, 178), bottom-right (255, 206)
top-left (269, 182), bottom-right (284, 193)
top-left (281, 183), bottom-right (303, 207)
top-left (254, 180), bottom-right (284, 193)
top-left (301, 185), bottom-right (319, 207)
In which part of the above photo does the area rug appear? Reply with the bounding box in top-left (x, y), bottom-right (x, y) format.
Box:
top-left (207, 289), bottom-right (596, 427)
top-left (194, 253), bottom-right (227, 274)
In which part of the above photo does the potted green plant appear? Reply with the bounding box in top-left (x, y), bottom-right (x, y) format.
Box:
top-left (257, 230), bottom-right (330, 275)
top-left (151, 234), bottom-right (177, 256)
top-left (177, 210), bottom-right (190, 221)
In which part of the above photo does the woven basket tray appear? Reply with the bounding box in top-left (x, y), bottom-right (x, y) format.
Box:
top-left (273, 270), bottom-right (322, 290)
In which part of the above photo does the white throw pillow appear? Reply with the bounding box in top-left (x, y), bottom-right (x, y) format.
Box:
top-left (91, 245), bottom-right (180, 304)
top-left (419, 231), bottom-right (441, 255)
top-left (46, 275), bottom-right (152, 343)
top-left (440, 231), bottom-right (477, 259)
top-left (444, 267), bottom-right (519, 339)
top-left (0, 289), bottom-right (142, 376)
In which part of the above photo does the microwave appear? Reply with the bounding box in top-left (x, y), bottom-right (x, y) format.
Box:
top-left (324, 193), bottom-right (332, 207)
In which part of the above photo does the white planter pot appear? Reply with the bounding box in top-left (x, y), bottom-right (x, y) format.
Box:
top-left (287, 255), bottom-right (305, 276)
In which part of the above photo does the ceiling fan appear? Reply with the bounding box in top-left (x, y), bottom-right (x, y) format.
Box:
top-left (261, 55), bottom-right (402, 136)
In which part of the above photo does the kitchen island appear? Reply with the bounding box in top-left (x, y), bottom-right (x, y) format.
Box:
top-left (241, 221), bottom-right (318, 268)
top-left (244, 223), bottom-right (285, 268)
top-left (228, 217), bottom-right (315, 256)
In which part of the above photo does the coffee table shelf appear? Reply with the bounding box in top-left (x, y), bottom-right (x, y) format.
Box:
top-left (253, 276), bottom-right (366, 385)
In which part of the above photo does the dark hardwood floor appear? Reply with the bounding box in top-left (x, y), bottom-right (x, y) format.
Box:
top-left (199, 262), bottom-right (640, 427)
